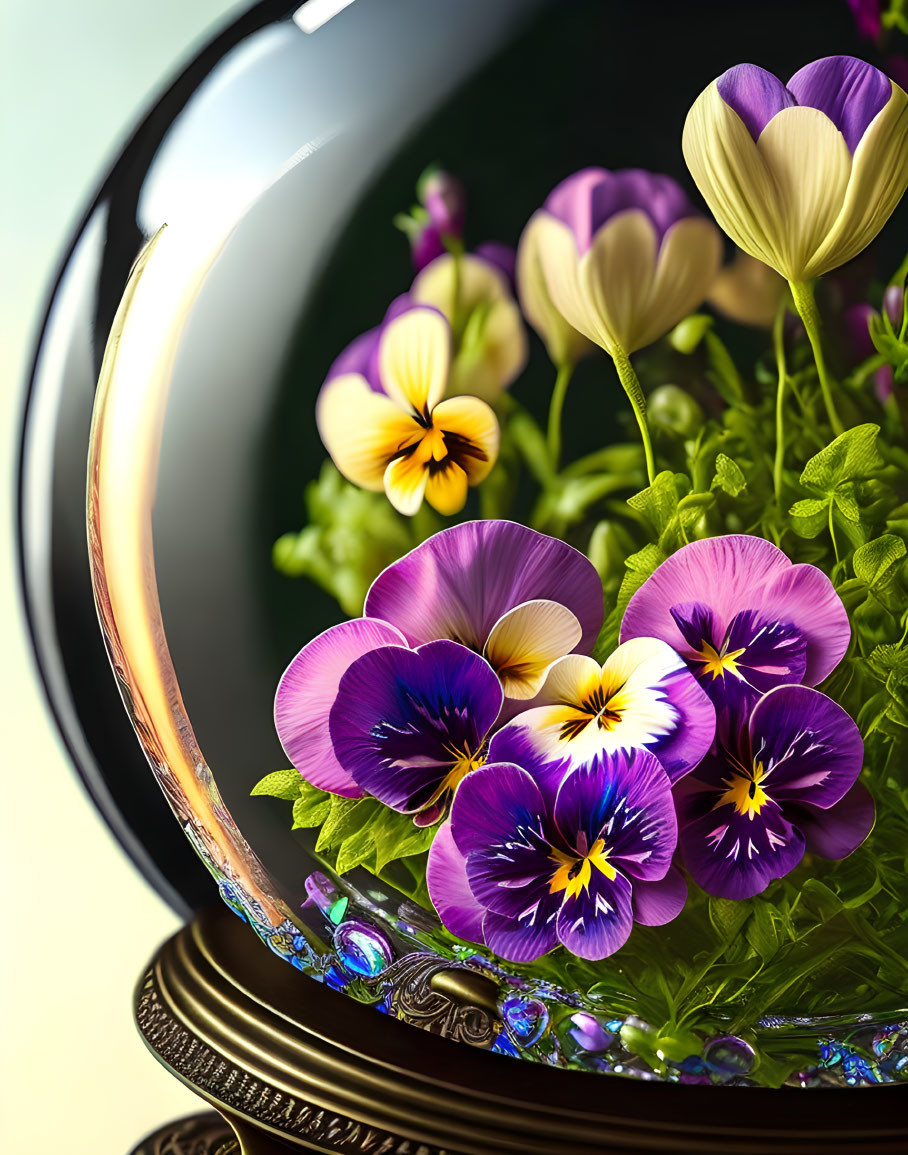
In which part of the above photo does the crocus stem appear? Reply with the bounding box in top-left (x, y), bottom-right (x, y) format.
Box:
top-left (788, 279), bottom-right (844, 437)
top-left (772, 300), bottom-right (788, 505)
top-left (546, 362), bottom-right (574, 471)
top-left (611, 344), bottom-right (656, 485)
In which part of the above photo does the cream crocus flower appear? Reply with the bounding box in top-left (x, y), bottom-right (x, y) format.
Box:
top-left (708, 251), bottom-right (787, 329)
top-left (410, 251), bottom-right (528, 402)
top-left (316, 306), bottom-right (499, 517)
top-left (683, 57), bottom-right (908, 283)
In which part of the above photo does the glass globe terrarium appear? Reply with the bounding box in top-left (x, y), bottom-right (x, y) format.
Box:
top-left (27, 0), bottom-right (908, 1111)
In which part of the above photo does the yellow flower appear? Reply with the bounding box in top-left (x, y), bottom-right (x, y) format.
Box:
top-left (410, 252), bottom-right (527, 402)
top-left (316, 306), bottom-right (499, 517)
top-left (708, 251), bottom-right (787, 329)
top-left (530, 168), bottom-right (721, 357)
top-left (683, 58), bottom-right (908, 282)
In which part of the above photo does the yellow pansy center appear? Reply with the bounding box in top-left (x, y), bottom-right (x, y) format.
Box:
top-left (416, 743), bottom-right (486, 817)
top-left (717, 760), bottom-right (768, 819)
top-left (694, 639), bottom-right (746, 680)
top-left (549, 838), bottom-right (616, 899)
top-left (558, 679), bottom-right (627, 743)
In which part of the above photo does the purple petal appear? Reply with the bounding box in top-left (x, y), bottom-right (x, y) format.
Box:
top-left (749, 685), bottom-right (864, 809)
top-left (329, 640), bottom-right (502, 814)
top-left (556, 867), bottom-right (633, 960)
top-left (679, 785), bottom-right (805, 900)
top-left (450, 761), bottom-right (549, 858)
top-left (788, 56), bottom-right (890, 153)
top-left (325, 326), bottom-right (384, 394)
top-left (475, 242), bottom-right (517, 288)
top-left (716, 63), bottom-right (796, 141)
top-left (758, 564), bottom-right (850, 685)
top-left (632, 867), bottom-right (688, 926)
top-left (669, 601), bottom-right (721, 654)
top-left (412, 225), bottom-right (447, 273)
top-left (642, 656), bottom-right (717, 783)
top-left (543, 167), bottom-right (610, 255)
top-left (553, 751), bottom-right (677, 882)
top-left (426, 822), bottom-right (486, 943)
top-left (788, 781), bottom-right (875, 859)
top-left (847, 0), bottom-right (882, 42)
top-left (487, 723), bottom-right (575, 813)
top-left (366, 520), bottom-right (603, 655)
top-left (274, 618), bottom-right (407, 797)
top-left (482, 907), bottom-right (559, 963)
top-left (843, 304), bottom-right (877, 363)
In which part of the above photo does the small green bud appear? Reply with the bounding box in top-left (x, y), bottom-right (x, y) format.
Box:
top-left (669, 313), bottom-right (713, 354)
top-left (648, 384), bottom-right (705, 439)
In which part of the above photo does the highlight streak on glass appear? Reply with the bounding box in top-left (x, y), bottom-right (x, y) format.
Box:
top-left (293, 0), bottom-right (357, 35)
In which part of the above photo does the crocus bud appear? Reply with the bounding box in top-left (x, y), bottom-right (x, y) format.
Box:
top-left (529, 168), bottom-right (722, 356)
top-left (683, 57), bottom-right (908, 283)
top-left (708, 251), bottom-right (787, 328)
top-left (411, 251), bottom-right (528, 400)
top-left (516, 211), bottom-right (594, 368)
top-left (396, 167), bottom-right (467, 272)
top-left (884, 284), bottom-right (904, 328)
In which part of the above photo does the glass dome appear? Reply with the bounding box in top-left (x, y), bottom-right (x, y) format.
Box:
top-left (23, 0), bottom-right (908, 1090)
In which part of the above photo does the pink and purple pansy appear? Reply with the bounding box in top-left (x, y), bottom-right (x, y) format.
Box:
top-left (490, 637), bottom-right (715, 782)
top-left (365, 520), bottom-right (604, 701)
top-left (427, 745), bottom-right (685, 962)
top-left (328, 639), bottom-right (502, 826)
top-left (675, 685), bottom-right (872, 900)
top-left (620, 535), bottom-right (850, 719)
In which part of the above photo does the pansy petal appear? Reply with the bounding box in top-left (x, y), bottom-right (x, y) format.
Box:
top-left (383, 451), bottom-right (430, 516)
top-left (366, 520), bottom-right (603, 654)
top-left (487, 723), bottom-right (575, 813)
top-left (679, 793), bottom-right (805, 900)
top-left (716, 63), bottom-right (796, 142)
top-left (543, 167), bottom-right (610, 255)
top-left (426, 822), bottom-right (486, 943)
top-left (316, 373), bottom-right (420, 490)
top-left (484, 599), bottom-right (583, 700)
top-left (424, 460), bottom-right (468, 516)
top-left (621, 535), bottom-right (793, 652)
top-left (788, 781), bottom-right (875, 859)
top-left (431, 395), bottom-right (500, 484)
top-left (329, 639), bottom-right (502, 814)
top-left (787, 56), bottom-right (891, 153)
top-left (554, 750), bottom-right (677, 881)
top-left (760, 564), bottom-right (851, 686)
top-left (632, 867), bottom-right (688, 926)
top-left (274, 618), bottom-right (407, 797)
top-left (378, 305), bottom-right (450, 413)
top-left (556, 866), bottom-right (633, 960)
top-left (482, 906), bottom-right (559, 963)
top-left (450, 761), bottom-right (547, 858)
top-left (755, 106), bottom-right (851, 281)
top-left (749, 685), bottom-right (863, 808)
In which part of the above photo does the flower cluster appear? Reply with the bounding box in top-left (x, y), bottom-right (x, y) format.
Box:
top-left (265, 53), bottom-right (906, 974)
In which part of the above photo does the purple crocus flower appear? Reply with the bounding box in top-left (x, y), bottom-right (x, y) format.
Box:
top-left (324, 293), bottom-right (413, 394)
top-left (684, 56), bottom-right (908, 281)
top-left (427, 745), bottom-right (684, 961)
top-left (365, 520), bottom-right (604, 701)
top-left (329, 639), bottom-right (502, 825)
top-left (398, 167), bottom-right (467, 272)
top-left (620, 536), bottom-right (850, 720)
top-left (675, 685), bottom-right (871, 900)
top-left (847, 0), bottom-right (881, 42)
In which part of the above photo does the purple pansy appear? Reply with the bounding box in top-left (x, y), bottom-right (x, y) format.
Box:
top-left (716, 57), bottom-right (890, 153)
top-left (675, 685), bottom-right (871, 900)
top-left (544, 167), bottom-right (701, 255)
top-left (365, 520), bottom-right (604, 700)
top-left (427, 745), bottom-right (683, 962)
top-left (329, 639), bottom-right (502, 825)
top-left (620, 536), bottom-right (850, 719)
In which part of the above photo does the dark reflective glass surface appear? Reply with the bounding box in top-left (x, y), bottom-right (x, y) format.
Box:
top-left (19, 0), bottom-right (900, 914)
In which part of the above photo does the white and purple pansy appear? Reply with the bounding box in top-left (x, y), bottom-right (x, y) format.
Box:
top-left (427, 745), bottom-right (685, 962)
top-left (620, 535), bottom-right (850, 719)
top-left (490, 636), bottom-right (715, 782)
top-left (675, 685), bottom-right (872, 901)
top-left (365, 519), bottom-right (604, 702)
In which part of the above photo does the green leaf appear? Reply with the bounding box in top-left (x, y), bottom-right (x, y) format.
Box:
top-left (704, 330), bottom-right (745, 404)
top-left (292, 785), bottom-right (332, 830)
top-left (788, 497), bottom-right (829, 539)
top-left (853, 534), bottom-right (906, 588)
top-left (711, 454), bottom-right (747, 497)
top-left (615, 543), bottom-right (667, 621)
top-left (708, 896), bottom-right (751, 941)
top-left (251, 769), bottom-right (305, 801)
top-left (627, 471), bottom-right (680, 535)
top-left (800, 879), bottom-right (843, 922)
top-left (745, 899), bottom-right (780, 963)
top-left (833, 483), bottom-right (862, 523)
top-left (800, 424), bottom-right (883, 492)
top-left (315, 794), bottom-right (435, 875)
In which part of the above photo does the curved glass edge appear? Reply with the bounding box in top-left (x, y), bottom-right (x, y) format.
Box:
top-left (85, 198), bottom-right (907, 1095)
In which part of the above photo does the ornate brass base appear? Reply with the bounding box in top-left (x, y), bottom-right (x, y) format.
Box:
top-left (135, 907), bottom-right (907, 1154)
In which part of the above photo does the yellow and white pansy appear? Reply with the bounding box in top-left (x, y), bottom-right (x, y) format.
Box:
top-left (495, 636), bottom-right (716, 783)
top-left (316, 306), bottom-right (499, 517)
top-left (683, 57), bottom-right (908, 283)
top-left (410, 252), bottom-right (528, 402)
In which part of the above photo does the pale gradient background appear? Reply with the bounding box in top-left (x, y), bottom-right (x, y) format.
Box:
top-left (0, 4), bottom-right (249, 1151)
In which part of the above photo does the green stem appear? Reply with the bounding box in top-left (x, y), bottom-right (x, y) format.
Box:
top-left (788, 279), bottom-right (844, 437)
top-left (611, 344), bottom-right (656, 485)
top-left (546, 363), bottom-right (574, 471)
top-left (772, 300), bottom-right (788, 506)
